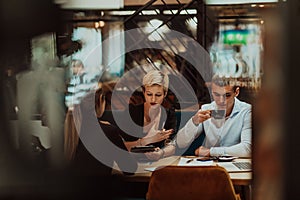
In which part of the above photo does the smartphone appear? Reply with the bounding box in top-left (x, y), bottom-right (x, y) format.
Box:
top-left (130, 145), bottom-right (156, 153)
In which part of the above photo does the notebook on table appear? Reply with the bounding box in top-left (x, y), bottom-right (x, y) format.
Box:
top-left (217, 161), bottom-right (252, 172)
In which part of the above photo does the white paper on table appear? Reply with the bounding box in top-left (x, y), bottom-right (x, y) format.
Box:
top-left (143, 157), bottom-right (213, 172)
top-left (144, 167), bottom-right (157, 172)
top-left (177, 157), bottom-right (214, 166)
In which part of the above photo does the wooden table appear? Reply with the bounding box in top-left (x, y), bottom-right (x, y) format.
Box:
top-left (113, 156), bottom-right (252, 186)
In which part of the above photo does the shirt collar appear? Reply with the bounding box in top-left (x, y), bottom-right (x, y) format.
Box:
top-left (229, 97), bottom-right (242, 118)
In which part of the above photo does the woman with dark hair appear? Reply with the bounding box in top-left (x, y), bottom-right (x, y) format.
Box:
top-left (69, 89), bottom-right (138, 199)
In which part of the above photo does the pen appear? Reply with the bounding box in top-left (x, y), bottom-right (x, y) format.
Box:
top-left (186, 159), bottom-right (193, 163)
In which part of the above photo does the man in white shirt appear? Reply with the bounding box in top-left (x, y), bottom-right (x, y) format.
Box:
top-left (176, 75), bottom-right (252, 157)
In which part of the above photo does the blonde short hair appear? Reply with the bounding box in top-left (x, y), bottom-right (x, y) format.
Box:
top-left (142, 70), bottom-right (169, 93)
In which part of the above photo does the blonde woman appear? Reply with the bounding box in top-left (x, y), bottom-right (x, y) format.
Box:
top-left (120, 70), bottom-right (177, 161)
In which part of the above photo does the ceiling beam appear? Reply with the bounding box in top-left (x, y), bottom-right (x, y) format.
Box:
top-left (124, 0), bottom-right (193, 6)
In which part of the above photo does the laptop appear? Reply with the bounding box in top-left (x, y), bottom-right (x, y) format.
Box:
top-left (217, 161), bottom-right (252, 172)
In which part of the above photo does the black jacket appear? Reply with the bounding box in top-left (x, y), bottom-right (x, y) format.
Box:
top-left (72, 92), bottom-right (137, 176)
top-left (117, 103), bottom-right (177, 148)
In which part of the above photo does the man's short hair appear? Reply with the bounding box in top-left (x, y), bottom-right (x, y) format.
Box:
top-left (211, 75), bottom-right (238, 91)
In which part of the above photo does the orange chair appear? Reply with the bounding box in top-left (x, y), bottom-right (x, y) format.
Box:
top-left (146, 165), bottom-right (241, 200)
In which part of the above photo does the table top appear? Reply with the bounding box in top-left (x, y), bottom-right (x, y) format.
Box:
top-left (112, 156), bottom-right (252, 186)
